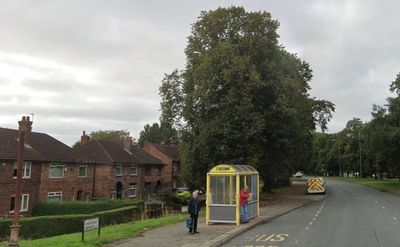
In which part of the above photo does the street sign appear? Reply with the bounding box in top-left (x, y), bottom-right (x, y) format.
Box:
top-left (82, 217), bottom-right (100, 241)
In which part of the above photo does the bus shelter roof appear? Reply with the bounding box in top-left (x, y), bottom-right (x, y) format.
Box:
top-left (208, 164), bottom-right (258, 175)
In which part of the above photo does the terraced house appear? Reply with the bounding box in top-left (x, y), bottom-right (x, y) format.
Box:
top-left (0, 116), bottom-right (91, 217)
top-left (142, 141), bottom-right (182, 188)
top-left (0, 117), bottom-right (166, 217)
top-left (74, 132), bottom-right (165, 200)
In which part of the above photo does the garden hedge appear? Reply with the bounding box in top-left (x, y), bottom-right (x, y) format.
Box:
top-left (32, 199), bottom-right (141, 216)
top-left (0, 205), bottom-right (141, 241)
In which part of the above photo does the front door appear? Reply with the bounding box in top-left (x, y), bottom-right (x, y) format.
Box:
top-left (116, 182), bottom-right (123, 199)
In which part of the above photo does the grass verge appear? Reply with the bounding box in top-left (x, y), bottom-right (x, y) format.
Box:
top-left (0, 214), bottom-right (187, 247)
top-left (331, 177), bottom-right (400, 194)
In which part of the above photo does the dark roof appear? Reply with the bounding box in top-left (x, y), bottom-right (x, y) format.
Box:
top-left (75, 140), bottom-right (163, 165)
top-left (152, 143), bottom-right (179, 162)
top-left (0, 127), bottom-right (75, 162)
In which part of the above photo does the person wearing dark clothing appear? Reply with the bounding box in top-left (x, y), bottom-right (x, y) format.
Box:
top-left (188, 190), bottom-right (201, 234)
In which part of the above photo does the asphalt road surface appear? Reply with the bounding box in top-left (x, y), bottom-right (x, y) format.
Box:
top-left (224, 178), bottom-right (400, 247)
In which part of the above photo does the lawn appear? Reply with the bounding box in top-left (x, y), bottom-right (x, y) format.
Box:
top-left (331, 177), bottom-right (400, 195)
top-left (0, 214), bottom-right (187, 247)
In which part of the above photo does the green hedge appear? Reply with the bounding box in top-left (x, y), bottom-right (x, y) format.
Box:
top-left (32, 199), bottom-right (141, 216)
top-left (0, 205), bottom-right (140, 241)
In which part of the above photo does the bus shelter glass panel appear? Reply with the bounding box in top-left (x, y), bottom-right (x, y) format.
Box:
top-left (209, 175), bottom-right (237, 223)
top-left (210, 175), bottom-right (236, 204)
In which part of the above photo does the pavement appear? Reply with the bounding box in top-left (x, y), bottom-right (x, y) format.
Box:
top-left (107, 179), bottom-right (324, 247)
top-left (224, 178), bottom-right (400, 247)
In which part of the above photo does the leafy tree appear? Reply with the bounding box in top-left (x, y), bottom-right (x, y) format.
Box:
top-left (312, 72), bottom-right (400, 180)
top-left (137, 123), bottom-right (162, 147)
top-left (160, 7), bottom-right (334, 190)
top-left (89, 130), bottom-right (131, 143)
top-left (73, 130), bottom-right (132, 147)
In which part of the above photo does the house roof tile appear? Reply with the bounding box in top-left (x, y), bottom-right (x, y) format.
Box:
top-left (0, 127), bottom-right (75, 162)
top-left (151, 143), bottom-right (179, 162)
top-left (75, 140), bottom-right (164, 165)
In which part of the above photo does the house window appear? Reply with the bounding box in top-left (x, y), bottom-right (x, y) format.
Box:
top-left (9, 196), bottom-right (15, 212)
top-left (157, 167), bottom-right (162, 176)
top-left (128, 184), bottom-right (137, 198)
top-left (116, 165), bottom-right (123, 176)
top-left (49, 164), bottom-right (64, 178)
top-left (145, 167), bottom-right (151, 176)
top-left (129, 165), bottom-right (138, 176)
top-left (9, 194), bottom-right (29, 212)
top-left (13, 161), bottom-right (32, 178)
top-left (144, 182), bottom-right (151, 193)
top-left (79, 165), bottom-right (87, 177)
top-left (48, 192), bottom-right (62, 202)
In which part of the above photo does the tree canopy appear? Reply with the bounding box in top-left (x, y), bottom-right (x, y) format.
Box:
top-left (311, 73), bottom-right (400, 179)
top-left (159, 7), bottom-right (334, 190)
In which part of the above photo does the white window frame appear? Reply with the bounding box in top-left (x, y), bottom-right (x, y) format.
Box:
top-left (21, 194), bottom-right (29, 212)
top-left (47, 192), bottom-right (63, 202)
top-left (129, 164), bottom-right (138, 176)
top-left (128, 184), bottom-right (137, 198)
top-left (13, 161), bottom-right (32, 178)
top-left (49, 163), bottom-right (65, 178)
top-left (79, 165), bottom-right (87, 177)
top-left (116, 165), bottom-right (123, 176)
top-left (9, 194), bottom-right (30, 213)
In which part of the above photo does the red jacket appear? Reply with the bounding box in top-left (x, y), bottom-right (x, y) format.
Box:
top-left (240, 189), bottom-right (250, 206)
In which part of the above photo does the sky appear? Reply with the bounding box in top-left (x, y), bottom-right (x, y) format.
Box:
top-left (0, 0), bottom-right (399, 146)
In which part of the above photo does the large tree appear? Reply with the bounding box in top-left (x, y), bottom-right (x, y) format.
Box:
top-left (160, 7), bottom-right (334, 190)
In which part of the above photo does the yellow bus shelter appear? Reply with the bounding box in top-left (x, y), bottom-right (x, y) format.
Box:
top-left (206, 164), bottom-right (259, 226)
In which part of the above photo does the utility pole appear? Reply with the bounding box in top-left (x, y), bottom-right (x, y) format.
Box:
top-left (8, 118), bottom-right (26, 247)
top-left (358, 131), bottom-right (362, 178)
top-left (338, 142), bottom-right (341, 177)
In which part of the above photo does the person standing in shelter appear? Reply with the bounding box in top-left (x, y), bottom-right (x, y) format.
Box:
top-left (240, 185), bottom-right (252, 223)
top-left (188, 190), bottom-right (201, 234)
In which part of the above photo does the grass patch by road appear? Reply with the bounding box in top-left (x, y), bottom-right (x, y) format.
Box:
top-left (331, 177), bottom-right (400, 194)
top-left (0, 214), bottom-right (187, 247)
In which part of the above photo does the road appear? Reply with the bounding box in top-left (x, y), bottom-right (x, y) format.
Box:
top-left (224, 178), bottom-right (400, 247)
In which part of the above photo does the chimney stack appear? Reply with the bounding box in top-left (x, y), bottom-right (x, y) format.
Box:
top-left (18, 116), bottom-right (32, 143)
top-left (123, 137), bottom-right (133, 152)
top-left (81, 131), bottom-right (90, 145)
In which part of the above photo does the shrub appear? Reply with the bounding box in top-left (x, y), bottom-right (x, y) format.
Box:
top-left (32, 199), bottom-right (140, 216)
top-left (176, 191), bottom-right (191, 205)
top-left (0, 206), bottom-right (140, 241)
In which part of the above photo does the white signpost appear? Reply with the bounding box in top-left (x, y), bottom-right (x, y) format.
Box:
top-left (82, 217), bottom-right (100, 241)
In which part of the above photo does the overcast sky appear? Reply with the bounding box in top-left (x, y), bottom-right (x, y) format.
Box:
top-left (0, 0), bottom-right (399, 146)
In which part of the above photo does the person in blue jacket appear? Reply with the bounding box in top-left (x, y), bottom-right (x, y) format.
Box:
top-left (188, 190), bottom-right (201, 234)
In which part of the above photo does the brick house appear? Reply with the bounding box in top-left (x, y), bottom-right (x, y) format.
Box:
top-left (74, 133), bottom-right (165, 200)
top-left (0, 116), bottom-right (91, 217)
top-left (0, 117), bottom-right (168, 217)
top-left (142, 142), bottom-right (182, 188)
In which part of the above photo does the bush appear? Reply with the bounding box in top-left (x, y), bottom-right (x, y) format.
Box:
top-left (0, 206), bottom-right (140, 241)
top-left (175, 191), bottom-right (191, 205)
top-left (32, 199), bottom-right (140, 216)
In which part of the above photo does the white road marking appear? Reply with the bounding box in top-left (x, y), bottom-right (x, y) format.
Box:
top-left (255, 234), bottom-right (267, 241)
top-left (306, 226), bottom-right (309, 230)
top-left (394, 217), bottom-right (397, 221)
top-left (382, 206), bottom-right (385, 209)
